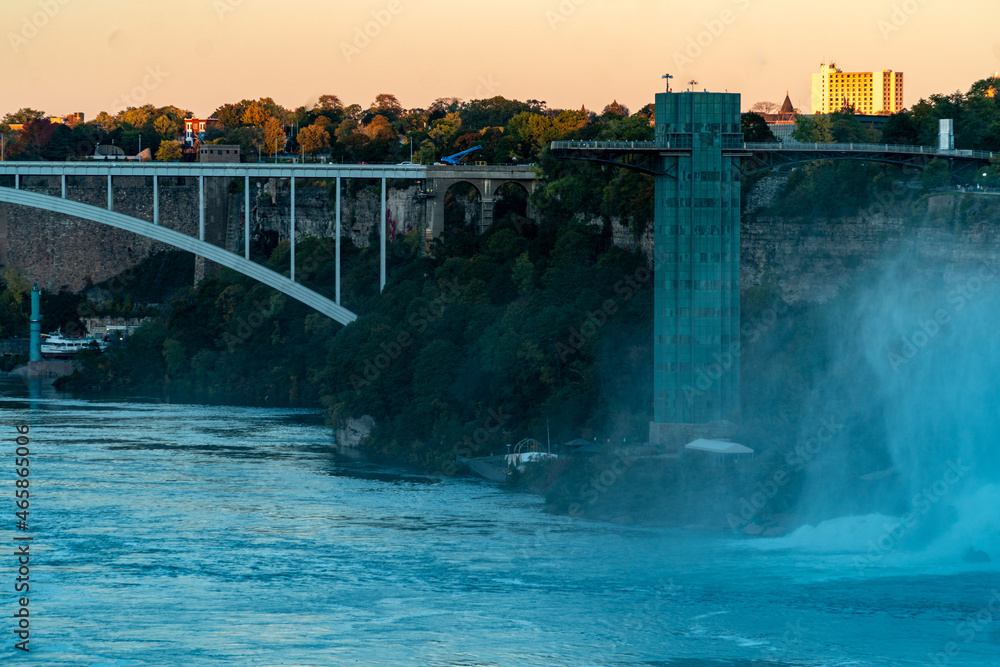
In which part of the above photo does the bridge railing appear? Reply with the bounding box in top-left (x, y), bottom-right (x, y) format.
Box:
top-left (551, 140), bottom-right (660, 151)
top-left (551, 140), bottom-right (996, 162)
top-left (741, 142), bottom-right (996, 160)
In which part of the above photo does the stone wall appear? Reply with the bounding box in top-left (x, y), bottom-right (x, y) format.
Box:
top-left (0, 176), bottom-right (201, 292)
top-left (0, 177), bottom-right (424, 292)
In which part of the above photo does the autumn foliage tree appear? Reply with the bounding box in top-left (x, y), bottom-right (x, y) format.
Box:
top-left (297, 124), bottom-right (330, 155)
top-left (263, 117), bottom-right (285, 155)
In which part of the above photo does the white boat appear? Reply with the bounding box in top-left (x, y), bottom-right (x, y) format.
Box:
top-left (40, 332), bottom-right (109, 359)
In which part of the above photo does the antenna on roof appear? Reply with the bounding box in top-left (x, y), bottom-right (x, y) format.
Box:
top-left (662, 73), bottom-right (673, 92)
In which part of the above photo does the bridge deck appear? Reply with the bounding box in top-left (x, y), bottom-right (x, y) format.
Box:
top-left (0, 162), bottom-right (427, 179)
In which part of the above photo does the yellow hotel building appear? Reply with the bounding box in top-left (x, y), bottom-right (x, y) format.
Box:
top-left (811, 64), bottom-right (904, 115)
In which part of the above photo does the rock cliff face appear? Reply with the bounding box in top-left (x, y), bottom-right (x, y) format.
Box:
top-left (740, 177), bottom-right (1000, 303)
top-left (0, 176), bottom-right (197, 292)
top-left (3, 174), bottom-right (999, 305)
top-left (0, 177), bottom-right (425, 292)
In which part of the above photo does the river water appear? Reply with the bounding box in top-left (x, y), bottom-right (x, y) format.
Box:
top-left (1, 376), bottom-right (998, 666)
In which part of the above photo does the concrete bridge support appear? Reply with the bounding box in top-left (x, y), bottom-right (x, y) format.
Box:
top-left (424, 165), bottom-right (538, 237)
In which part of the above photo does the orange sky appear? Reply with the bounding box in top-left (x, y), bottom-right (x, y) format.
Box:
top-left (2, 0), bottom-right (999, 120)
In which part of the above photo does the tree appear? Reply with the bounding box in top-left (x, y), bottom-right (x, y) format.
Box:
top-left (154, 115), bottom-right (179, 138)
top-left (414, 140), bottom-right (438, 165)
top-left (635, 103), bottom-right (655, 122)
top-left (2, 108), bottom-right (45, 125)
top-left (242, 101), bottom-right (269, 127)
top-left (93, 111), bottom-right (120, 130)
top-left (343, 104), bottom-right (363, 121)
top-left (459, 96), bottom-right (533, 131)
top-left (263, 117), bottom-right (286, 155)
top-left (881, 111), bottom-right (920, 145)
top-left (297, 124), bottom-right (330, 155)
top-left (602, 100), bottom-right (630, 117)
top-left (214, 100), bottom-right (252, 128)
top-left (921, 159), bottom-right (951, 189)
top-left (364, 115), bottom-right (397, 142)
top-left (427, 112), bottom-right (463, 148)
top-left (428, 97), bottom-right (461, 122)
top-left (741, 112), bottom-right (777, 142)
top-left (225, 126), bottom-right (264, 161)
top-left (751, 101), bottom-right (778, 115)
top-left (369, 93), bottom-right (403, 120)
top-left (792, 115), bottom-right (834, 143)
top-left (316, 94), bottom-right (344, 112)
top-left (155, 140), bottom-right (182, 161)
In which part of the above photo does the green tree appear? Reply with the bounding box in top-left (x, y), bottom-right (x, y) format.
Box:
top-left (156, 140), bottom-right (183, 161)
top-left (2, 108), bottom-right (45, 125)
top-left (921, 159), bottom-right (952, 189)
top-left (793, 114), bottom-right (834, 143)
top-left (154, 115), bottom-right (178, 138)
top-left (119, 104), bottom-right (158, 129)
top-left (741, 112), bottom-right (777, 142)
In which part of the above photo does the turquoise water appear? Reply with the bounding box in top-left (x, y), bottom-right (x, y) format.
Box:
top-left (1, 378), bottom-right (998, 666)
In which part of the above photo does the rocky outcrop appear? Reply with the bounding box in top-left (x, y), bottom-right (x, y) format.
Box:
top-left (335, 415), bottom-right (376, 448)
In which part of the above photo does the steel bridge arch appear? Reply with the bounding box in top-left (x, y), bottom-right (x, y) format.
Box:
top-left (0, 188), bottom-right (358, 325)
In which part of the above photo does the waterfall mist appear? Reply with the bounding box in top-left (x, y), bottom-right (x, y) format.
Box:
top-left (771, 245), bottom-right (1000, 565)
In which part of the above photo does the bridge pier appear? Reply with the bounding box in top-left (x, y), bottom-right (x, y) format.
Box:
top-left (480, 196), bottom-right (495, 234)
top-left (335, 176), bottom-right (341, 304)
top-left (380, 177), bottom-right (386, 292)
top-left (244, 175), bottom-right (250, 260)
top-left (424, 165), bottom-right (538, 238)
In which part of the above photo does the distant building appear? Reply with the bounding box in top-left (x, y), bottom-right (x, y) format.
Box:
top-left (761, 92), bottom-right (797, 140)
top-left (199, 144), bottom-right (240, 163)
top-left (184, 117), bottom-right (218, 146)
top-left (811, 63), bottom-right (904, 115)
top-left (49, 112), bottom-right (84, 126)
top-left (92, 144), bottom-right (136, 161)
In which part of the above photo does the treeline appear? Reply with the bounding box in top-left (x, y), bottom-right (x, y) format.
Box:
top-left (0, 94), bottom-right (649, 165)
top-left (58, 217), bottom-right (654, 471)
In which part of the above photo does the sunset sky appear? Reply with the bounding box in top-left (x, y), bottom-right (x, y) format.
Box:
top-left (3, 0), bottom-right (999, 120)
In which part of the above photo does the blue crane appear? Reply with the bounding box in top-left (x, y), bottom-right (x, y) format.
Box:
top-left (440, 145), bottom-right (483, 165)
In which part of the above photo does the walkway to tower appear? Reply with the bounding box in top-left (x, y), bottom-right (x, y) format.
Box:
top-left (551, 96), bottom-right (997, 444)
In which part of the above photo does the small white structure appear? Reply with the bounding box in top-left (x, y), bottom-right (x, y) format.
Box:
top-left (685, 438), bottom-right (754, 463)
top-left (939, 119), bottom-right (955, 151)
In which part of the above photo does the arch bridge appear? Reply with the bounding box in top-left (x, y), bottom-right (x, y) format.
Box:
top-left (0, 162), bottom-right (429, 325)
